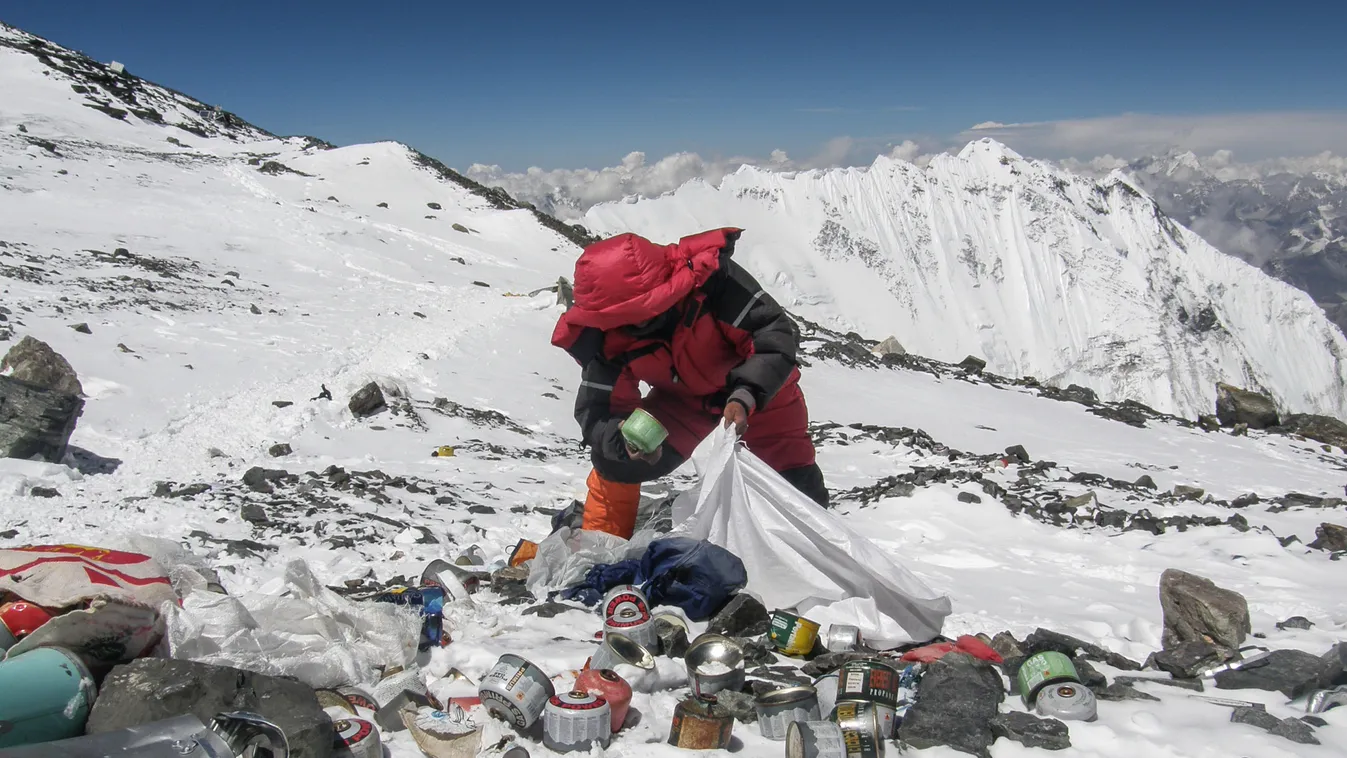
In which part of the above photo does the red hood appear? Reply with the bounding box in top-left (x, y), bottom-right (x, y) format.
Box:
top-left (552, 228), bottom-right (741, 349)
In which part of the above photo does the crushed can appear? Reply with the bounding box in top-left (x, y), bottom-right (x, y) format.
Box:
top-left (756, 686), bottom-right (821, 741)
top-left (543, 690), bottom-right (612, 753)
top-left (786, 719), bottom-right (885, 758)
top-left (770, 610), bottom-right (822, 656)
top-left (1016, 651), bottom-right (1081, 707)
top-left (479, 654), bottom-right (556, 731)
top-left (667, 695), bottom-right (734, 750)
top-left (0, 646), bottom-right (98, 749)
top-left (1035, 682), bottom-right (1098, 722)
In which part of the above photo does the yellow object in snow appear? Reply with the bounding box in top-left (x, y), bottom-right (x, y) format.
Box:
top-left (431, 446), bottom-right (455, 458)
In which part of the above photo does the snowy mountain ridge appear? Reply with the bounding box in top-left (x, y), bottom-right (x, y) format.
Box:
top-left (583, 141), bottom-right (1347, 421)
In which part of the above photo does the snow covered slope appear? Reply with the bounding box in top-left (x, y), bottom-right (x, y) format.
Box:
top-left (3, 20), bottom-right (1347, 758)
top-left (584, 143), bottom-right (1347, 421)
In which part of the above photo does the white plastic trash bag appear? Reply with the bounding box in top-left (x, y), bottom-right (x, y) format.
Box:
top-left (525, 525), bottom-right (657, 600)
top-left (672, 425), bottom-right (952, 648)
top-left (162, 558), bottom-right (421, 689)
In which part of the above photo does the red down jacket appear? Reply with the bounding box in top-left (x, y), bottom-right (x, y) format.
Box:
top-left (551, 228), bottom-right (812, 469)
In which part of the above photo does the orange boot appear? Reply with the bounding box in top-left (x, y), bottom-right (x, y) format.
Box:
top-left (580, 468), bottom-right (642, 539)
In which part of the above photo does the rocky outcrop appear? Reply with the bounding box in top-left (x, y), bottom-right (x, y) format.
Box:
top-left (1159, 569), bottom-right (1250, 653)
top-left (1, 336), bottom-right (83, 395)
top-left (1215, 383), bottom-right (1279, 429)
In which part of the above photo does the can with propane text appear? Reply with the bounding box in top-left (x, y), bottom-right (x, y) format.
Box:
top-left (543, 690), bottom-right (612, 753)
top-left (1035, 682), bottom-right (1098, 722)
top-left (786, 719), bottom-right (885, 758)
top-left (830, 699), bottom-right (892, 740)
top-left (0, 647), bottom-right (98, 749)
top-left (332, 717), bottom-right (382, 758)
top-left (837, 659), bottom-right (900, 708)
top-left (479, 654), bottom-right (556, 730)
top-left (756, 686), bottom-right (821, 741)
top-left (1016, 651), bottom-right (1081, 707)
top-left (602, 584), bottom-right (651, 621)
top-left (667, 695), bottom-right (734, 750)
top-left (824, 625), bottom-right (862, 653)
top-left (814, 670), bottom-right (841, 716)
top-left (339, 686), bottom-right (379, 719)
top-left (604, 606), bottom-right (657, 652)
top-left (770, 610), bottom-right (821, 656)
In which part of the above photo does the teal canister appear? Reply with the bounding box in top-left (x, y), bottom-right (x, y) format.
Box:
top-left (0, 647), bottom-right (98, 749)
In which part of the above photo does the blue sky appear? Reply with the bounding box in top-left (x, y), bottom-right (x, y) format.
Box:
top-left (5, 1), bottom-right (1344, 171)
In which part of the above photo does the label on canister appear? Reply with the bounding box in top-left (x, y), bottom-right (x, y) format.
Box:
top-left (333, 717), bottom-right (381, 758)
top-left (339, 686), bottom-right (379, 718)
top-left (770, 611), bottom-right (821, 656)
top-left (602, 584), bottom-right (650, 621)
top-left (605, 608), bottom-right (657, 651)
top-left (479, 654), bottom-right (555, 729)
top-left (831, 700), bottom-right (893, 740)
top-left (786, 719), bottom-right (884, 758)
top-left (543, 691), bottom-right (612, 753)
top-left (1017, 651), bottom-right (1080, 706)
top-left (838, 659), bottom-right (900, 708)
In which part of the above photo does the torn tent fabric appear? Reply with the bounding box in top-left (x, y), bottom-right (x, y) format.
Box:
top-left (559, 536), bottom-right (748, 621)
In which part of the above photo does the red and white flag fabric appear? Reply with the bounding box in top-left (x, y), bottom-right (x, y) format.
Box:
top-left (0, 544), bottom-right (177, 609)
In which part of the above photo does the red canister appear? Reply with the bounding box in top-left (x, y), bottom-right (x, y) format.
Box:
top-left (575, 668), bottom-right (632, 733)
top-left (0, 601), bottom-right (55, 639)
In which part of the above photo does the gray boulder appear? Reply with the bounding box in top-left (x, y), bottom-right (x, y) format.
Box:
top-left (2, 336), bottom-right (83, 395)
top-left (898, 652), bottom-right (1005, 758)
top-left (85, 658), bottom-right (333, 758)
top-left (1159, 569), bottom-right (1250, 651)
top-left (707, 593), bottom-right (770, 638)
top-left (1308, 523), bottom-right (1347, 552)
top-left (1275, 413), bottom-right (1347, 448)
top-left (874, 336), bottom-right (906, 356)
top-left (348, 382), bottom-right (386, 417)
top-left (990, 711), bottom-right (1071, 750)
top-left (1215, 383), bottom-right (1279, 429)
top-left (1230, 705), bottom-right (1319, 745)
top-left (0, 375), bottom-right (84, 462)
top-left (1214, 649), bottom-right (1340, 699)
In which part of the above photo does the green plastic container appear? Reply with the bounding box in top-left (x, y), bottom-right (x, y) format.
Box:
top-left (0, 647), bottom-right (97, 748)
top-left (621, 409), bottom-right (668, 455)
top-left (1016, 651), bottom-right (1080, 707)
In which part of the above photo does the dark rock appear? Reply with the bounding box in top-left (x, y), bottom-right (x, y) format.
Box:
top-left (1148, 640), bottom-right (1228, 678)
top-left (472, 280), bottom-right (490, 287)
top-left (85, 658), bottom-right (333, 758)
top-left (1230, 705), bottom-right (1320, 745)
top-left (272, 400), bottom-right (293, 408)
top-left (1230, 493), bottom-right (1260, 508)
top-left (715, 689), bottom-right (758, 724)
top-left (1215, 383), bottom-right (1280, 429)
top-left (1214, 649), bottom-right (1339, 699)
top-left (29, 486), bottom-right (60, 498)
top-left (240, 503), bottom-right (269, 525)
top-left (376, 202), bottom-right (388, 208)
top-left (1022, 628), bottom-right (1143, 671)
top-left (427, 202), bottom-right (442, 210)
top-left (522, 601), bottom-right (581, 619)
top-left (1095, 682), bottom-right (1161, 702)
top-left (467, 504), bottom-right (496, 515)
top-left (0, 375), bottom-right (84, 462)
top-left (958, 491), bottom-right (983, 504)
top-left (1276, 616), bottom-right (1314, 631)
top-left (1113, 675), bottom-right (1203, 692)
top-left (556, 277), bottom-right (574, 308)
top-left (1231, 423), bottom-right (1249, 436)
top-left (958, 355), bottom-right (987, 374)
top-left (707, 593), bottom-right (771, 638)
top-left (242, 466), bottom-right (289, 493)
top-left (1172, 485), bottom-right (1205, 500)
top-left (1308, 523), bottom-right (1347, 552)
top-left (249, 304), bottom-right (262, 315)
top-left (2, 336), bottom-right (83, 395)
top-left (0, 529), bottom-right (17, 539)
top-left (1276, 413), bottom-right (1347, 448)
top-left (348, 382), bottom-right (386, 417)
top-left (1134, 475), bottom-right (1157, 489)
top-left (800, 651), bottom-right (874, 678)
top-left (1004, 444), bottom-right (1031, 464)
top-left (1072, 657), bottom-right (1107, 689)
top-left (733, 638), bottom-right (778, 667)
top-left (268, 443), bottom-right (292, 457)
top-left (990, 711), bottom-right (1071, 750)
top-left (1159, 568), bottom-right (1250, 651)
top-left (990, 631), bottom-right (1024, 661)
top-left (655, 617), bottom-right (690, 658)
top-left (169, 483), bottom-right (210, 498)
top-left (1302, 715), bottom-right (1329, 727)
top-left (451, 223), bottom-right (470, 233)
top-left (898, 652), bottom-right (1004, 758)
top-left (1198, 415), bottom-right (1221, 432)
top-left (69, 322), bottom-right (92, 334)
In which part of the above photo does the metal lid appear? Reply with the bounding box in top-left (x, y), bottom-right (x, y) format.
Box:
top-left (756, 686), bottom-right (818, 707)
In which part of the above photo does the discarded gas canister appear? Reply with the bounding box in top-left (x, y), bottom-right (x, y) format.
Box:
top-left (318, 689), bottom-right (357, 716)
top-left (830, 699), bottom-right (892, 741)
top-left (1035, 682), bottom-right (1098, 722)
top-left (0, 646), bottom-right (98, 749)
top-left (543, 690), bottom-right (612, 753)
top-left (332, 717), bottom-right (382, 758)
top-left (621, 409), bottom-right (668, 455)
top-left (770, 610), bottom-right (821, 656)
top-left (602, 584), bottom-right (651, 621)
top-left (815, 670), bottom-right (841, 716)
top-left (685, 633), bottom-right (746, 697)
top-left (421, 559), bottom-right (479, 599)
top-left (667, 695), bottom-right (734, 750)
top-left (837, 659), bottom-right (901, 708)
top-left (755, 686), bottom-right (821, 741)
top-left (575, 668), bottom-right (632, 733)
top-left (479, 653), bottom-right (556, 730)
top-left (339, 686), bottom-right (379, 719)
top-left (589, 630), bottom-right (655, 672)
top-left (823, 624), bottom-right (862, 653)
top-left (786, 719), bottom-right (885, 758)
top-left (1016, 651), bottom-right (1081, 707)
top-left (0, 601), bottom-right (54, 640)
top-left (604, 606), bottom-right (657, 652)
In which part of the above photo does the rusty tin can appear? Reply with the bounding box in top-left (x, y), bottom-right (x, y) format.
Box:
top-left (667, 695), bottom-right (734, 750)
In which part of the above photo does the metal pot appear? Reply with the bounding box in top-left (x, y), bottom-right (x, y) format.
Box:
top-left (684, 634), bottom-right (746, 698)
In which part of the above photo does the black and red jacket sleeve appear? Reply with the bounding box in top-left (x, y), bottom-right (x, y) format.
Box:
top-left (705, 256), bottom-right (800, 411)
top-left (565, 326), bottom-right (640, 459)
